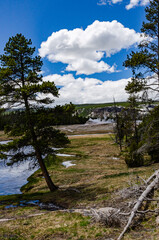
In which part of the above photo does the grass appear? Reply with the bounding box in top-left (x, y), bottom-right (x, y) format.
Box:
top-left (103, 170), bottom-right (144, 179)
top-left (0, 132), bottom-right (159, 239)
top-left (0, 211), bottom-right (116, 240)
top-left (75, 102), bottom-right (129, 110)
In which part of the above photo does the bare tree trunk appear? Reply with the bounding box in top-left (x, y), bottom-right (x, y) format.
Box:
top-left (35, 146), bottom-right (58, 191)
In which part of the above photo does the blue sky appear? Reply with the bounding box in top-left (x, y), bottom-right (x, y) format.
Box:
top-left (0, 0), bottom-right (149, 104)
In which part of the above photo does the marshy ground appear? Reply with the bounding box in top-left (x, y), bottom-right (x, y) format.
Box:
top-left (0, 123), bottom-right (159, 240)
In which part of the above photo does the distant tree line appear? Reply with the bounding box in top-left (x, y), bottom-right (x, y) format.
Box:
top-left (0, 103), bottom-right (88, 131)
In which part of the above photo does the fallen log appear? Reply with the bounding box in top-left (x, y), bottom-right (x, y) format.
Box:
top-left (117, 171), bottom-right (159, 240)
top-left (146, 169), bottom-right (159, 184)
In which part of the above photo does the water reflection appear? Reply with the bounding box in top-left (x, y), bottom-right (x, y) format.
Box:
top-left (0, 141), bottom-right (39, 195)
top-left (0, 141), bottom-right (75, 195)
top-left (0, 160), bottom-right (39, 195)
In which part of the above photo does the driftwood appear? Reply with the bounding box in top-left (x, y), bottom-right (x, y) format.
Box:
top-left (117, 170), bottom-right (159, 240)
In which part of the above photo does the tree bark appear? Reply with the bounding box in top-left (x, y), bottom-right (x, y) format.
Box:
top-left (35, 146), bottom-right (58, 191)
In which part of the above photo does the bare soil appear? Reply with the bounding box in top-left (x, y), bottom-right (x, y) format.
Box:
top-left (57, 122), bottom-right (114, 135)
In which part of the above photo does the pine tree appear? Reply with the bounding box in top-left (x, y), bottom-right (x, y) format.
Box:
top-left (0, 34), bottom-right (69, 191)
top-left (123, 0), bottom-right (159, 167)
top-left (124, 0), bottom-right (159, 99)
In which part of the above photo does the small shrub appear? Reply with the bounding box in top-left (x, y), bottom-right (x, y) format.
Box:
top-left (125, 152), bottom-right (144, 167)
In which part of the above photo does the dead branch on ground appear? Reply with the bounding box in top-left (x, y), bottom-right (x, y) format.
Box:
top-left (117, 170), bottom-right (159, 240)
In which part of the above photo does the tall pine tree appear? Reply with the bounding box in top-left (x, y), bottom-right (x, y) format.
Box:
top-left (124, 0), bottom-right (159, 99)
top-left (123, 0), bottom-right (159, 167)
top-left (0, 34), bottom-right (69, 191)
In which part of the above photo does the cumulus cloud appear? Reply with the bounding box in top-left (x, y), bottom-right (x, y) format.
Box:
top-left (43, 74), bottom-right (130, 105)
top-left (98, 0), bottom-right (149, 9)
top-left (39, 20), bottom-right (143, 75)
top-left (126, 0), bottom-right (149, 10)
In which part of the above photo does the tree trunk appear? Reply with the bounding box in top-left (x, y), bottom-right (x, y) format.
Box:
top-left (23, 94), bottom-right (58, 192)
top-left (35, 147), bottom-right (58, 191)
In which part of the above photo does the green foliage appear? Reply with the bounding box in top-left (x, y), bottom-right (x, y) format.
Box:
top-left (0, 34), bottom-right (58, 107)
top-left (122, 0), bottom-right (159, 167)
top-left (140, 105), bottom-right (159, 163)
top-left (124, 105), bottom-right (159, 167)
top-left (113, 95), bottom-right (140, 152)
top-left (0, 34), bottom-right (69, 161)
top-left (124, 0), bottom-right (159, 98)
top-left (41, 103), bottom-right (88, 125)
top-left (125, 153), bottom-right (144, 168)
top-left (113, 108), bottom-right (126, 150)
top-left (125, 140), bottom-right (144, 167)
top-left (0, 103), bottom-right (87, 131)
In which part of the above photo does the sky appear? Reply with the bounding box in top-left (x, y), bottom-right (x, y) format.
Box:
top-left (0, 0), bottom-right (150, 105)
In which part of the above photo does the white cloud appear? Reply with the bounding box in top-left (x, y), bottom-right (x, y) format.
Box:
top-left (39, 20), bottom-right (143, 75)
top-left (126, 0), bottom-right (149, 9)
top-left (97, 0), bottom-right (122, 5)
top-left (97, 0), bottom-right (107, 5)
top-left (98, 0), bottom-right (149, 9)
top-left (126, 0), bottom-right (139, 10)
top-left (43, 74), bottom-right (130, 105)
top-left (112, 0), bottom-right (123, 2)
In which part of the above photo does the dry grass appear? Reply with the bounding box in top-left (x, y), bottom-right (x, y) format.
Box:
top-left (0, 131), bottom-right (159, 239)
top-left (0, 210), bottom-right (118, 240)
top-left (0, 131), bottom-right (12, 141)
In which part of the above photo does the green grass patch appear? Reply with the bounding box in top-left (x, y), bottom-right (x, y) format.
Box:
top-left (62, 168), bottom-right (86, 173)
top-left (103, 170), bottom-right (144, 179)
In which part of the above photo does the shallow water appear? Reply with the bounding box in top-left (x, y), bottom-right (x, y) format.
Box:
top-left (0, 141), bottom-right (39, 195)
top-left (4, 200), bottom-right (40, 209)
top-left (62, 161), bottom-right (76, 168)
top-left (0, 141), bottom-right (75, 195)
top-left (3, 200), bottom-right (61, 211)
top-left (0, 160), bottom-right (39, 195)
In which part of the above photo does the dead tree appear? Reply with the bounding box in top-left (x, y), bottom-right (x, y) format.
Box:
top-left (117, 169), bottom-right (159, 240)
